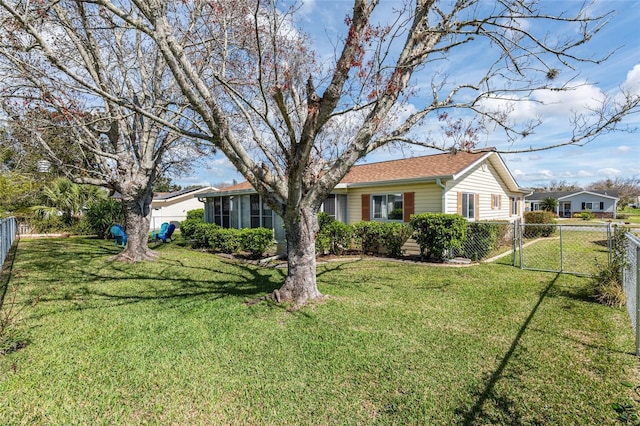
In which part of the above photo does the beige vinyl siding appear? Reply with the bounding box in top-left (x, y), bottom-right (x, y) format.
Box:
top-left (345, 182), bottom-right (442, 224)
top-left (447, 161), bottom-right (515, 221)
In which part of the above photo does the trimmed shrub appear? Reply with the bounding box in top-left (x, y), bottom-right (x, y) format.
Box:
top-left (186, 209), bottom-right (205, 221)
top-left (527, 212), bottom-right (555, 237)
top-left (188, 222), bottom-right (219, 248)
top-left (179, 218), bottom-right (209, 241)
top-left (317, 212), bottom-right (334, 231)
top-left (461, 221), bottom-right (499, 261)
top-left (523, 211), bottom-right (556, 238)
top-left (410, 213), bottom-right (467, 260)
top-left (240, 227), bottom-right (274, 258)
top-left (317, 220), bottom-right (352, 255)
top-left (381, 222), bottom-right (412, 257)
top-left (209, 228), bottom-right (242, 254)
top-left (581, 210), bottom-right (595, 220)
top-left (352, 221), bottom-right (385, 254)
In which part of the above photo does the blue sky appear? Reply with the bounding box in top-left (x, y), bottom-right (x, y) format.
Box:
top-left (176, 0), bottom-right (640, 190)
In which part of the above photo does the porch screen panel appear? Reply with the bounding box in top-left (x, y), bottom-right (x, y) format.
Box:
top-left (250, 194), bottom-right (261, 228)
top-left (222, 196), bottom-right (231, 228)
top-left (213, 197), bottom-right (222, 226)
top-left (262, 198), bottom-right (273, 229)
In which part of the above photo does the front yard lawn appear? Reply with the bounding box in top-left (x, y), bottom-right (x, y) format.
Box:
top-left (1, 237), bottom-right (638, 424)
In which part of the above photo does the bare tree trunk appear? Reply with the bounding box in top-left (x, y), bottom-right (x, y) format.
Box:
top-left (277, 206), bottom-right (322, 305)
top-left (116, 193), bottom-right (157, 262)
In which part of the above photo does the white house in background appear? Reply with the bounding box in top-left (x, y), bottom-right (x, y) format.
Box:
top-left (195, 150), bottom-right (529, 248)
top-left (524, 190), bottom-right (619, 219)
top-left (150, 186), bottom-right (217, 230)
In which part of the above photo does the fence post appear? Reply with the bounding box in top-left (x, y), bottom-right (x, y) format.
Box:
top-left (512, 220), bottom-right (517, 267)
top-left (636, 245), bottom-right (640, 357)
top-left (559, 225), bottom-right (564, 272)
top-left (608, 223), bottom-right (612, 266)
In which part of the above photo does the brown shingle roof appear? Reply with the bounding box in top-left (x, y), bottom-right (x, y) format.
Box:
top-left (340, 150), bottom-right (486, 184)
top-left (215, 150), bottom-right (489, 193)
top-left (217, 181), bottom-right (254, 192)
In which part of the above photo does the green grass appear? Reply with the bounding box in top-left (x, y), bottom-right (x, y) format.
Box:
top-left (1, 237), bottom-right (638, 425)
top-left (619, 207), bottom-right (640, 224)
top-left (516, 230), bottom-right (611, 275)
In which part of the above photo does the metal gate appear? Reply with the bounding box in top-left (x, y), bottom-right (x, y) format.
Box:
top-left (515, 222), bottom-right (615, 276)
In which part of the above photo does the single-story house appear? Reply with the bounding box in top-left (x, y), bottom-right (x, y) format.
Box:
top-left (150, 186), bottom-right (217, 230)
top-left (196, 150), bottom-right (528, 245)
top-left (524, 190), bottom-right (619, 219)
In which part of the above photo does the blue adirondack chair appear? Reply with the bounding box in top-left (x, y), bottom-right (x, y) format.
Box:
top-left (155, 223), bottom-right (176, 243)
top-left (110, 224), bottom-right (128, 247)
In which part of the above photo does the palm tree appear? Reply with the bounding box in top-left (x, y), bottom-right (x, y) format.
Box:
top-left (540, 197), bottom-right (558, 213)
top-left (31, 178), bottom-right (105, 224)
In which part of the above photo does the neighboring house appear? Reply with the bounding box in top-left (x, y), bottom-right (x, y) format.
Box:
top-left (196, 150), bottom-right (528, 247)
top-left (150, 186), bottom-right (217, 230)
top-left (525, 190), bottom-right (619, 219)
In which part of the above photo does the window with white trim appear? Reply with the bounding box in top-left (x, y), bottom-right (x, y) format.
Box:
top-left (461, 193), bottom-right (475, 219)
top-left (372, 193), bottom-right (403, 221)
top-left (492, 194), bottom-right (501, 209)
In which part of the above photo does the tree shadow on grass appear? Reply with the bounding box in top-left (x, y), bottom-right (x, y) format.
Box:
top-left (8, 238), bottom-right (288, 318)
top-left (455, 273), bottom-right (561, 425)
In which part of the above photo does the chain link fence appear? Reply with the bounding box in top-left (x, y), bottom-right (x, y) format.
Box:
top-left (515, 223), bottom-right (616, 276)
top-left (451, 221), bottom-right (515, 262)
top-left (1, 217), bottom-right (17, 268)
top-left (623, 232), bottom-right (640, 355)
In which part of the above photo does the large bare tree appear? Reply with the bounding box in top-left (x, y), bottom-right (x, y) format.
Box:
top-left (2, 1), bottom-right (638, 303)
top-left (0, 0), bottom-right (209, 261)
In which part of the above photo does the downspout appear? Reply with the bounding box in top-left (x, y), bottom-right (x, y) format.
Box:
top-left (436, 178), bottom-right (446, 213)
top-left (197, 197), bottom-right (207, 223)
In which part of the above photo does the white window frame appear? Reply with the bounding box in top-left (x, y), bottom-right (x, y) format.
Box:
top-left (461, 193), bottom-right (475, 219)
top-left (511, 197), bottom-right (518, 216)
top-left (492, 194), bottom-right (501, 209)
top-left (371, 193), bottom-right (404, 221)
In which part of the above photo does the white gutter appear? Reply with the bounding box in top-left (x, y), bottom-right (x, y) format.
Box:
top-left (436, 178), bottom-right (446, 213)
top-left (335, 174), bottom-right (453, 189)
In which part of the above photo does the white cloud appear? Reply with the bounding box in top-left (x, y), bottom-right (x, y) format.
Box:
top-left (617, 145), bottom-right (633, 152)
top-left (576, 170), bottom-right (595, 178)
top-left (597, 167), bottom-right (621, 176)
top-left (623, 64), bottom-right (640, 96)
top-left (298, 0), bottom-right (316, 18)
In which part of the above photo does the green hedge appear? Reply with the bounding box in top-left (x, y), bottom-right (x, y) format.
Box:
top-left (209, 228), bottom-right (242, 254)
top-left (382, 222), bottom-right (412, 257)
top-left (316, 219), bottom-right (352, 256)
top-left (352, 221), bottom-right (385, 254)
top-left (240, 228), bottom-right (275, 258)
top-left (523, 211), bottom-right (556, 238)
top-left (410, 213), bottom-right (467, 260)
top-left (179, 217), bottom-right (273, 257)
top-left (461, 222), bottom-right (500, 261)
top-left (186, 209), bottom-right (205, 221)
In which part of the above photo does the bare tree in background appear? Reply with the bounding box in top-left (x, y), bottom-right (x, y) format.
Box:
top-left (588, 177), bottom-right (640, 208)
top-left (2, 0), bottom-right (638, 303)
top-left (0, 1), bottom-right (210, 261)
